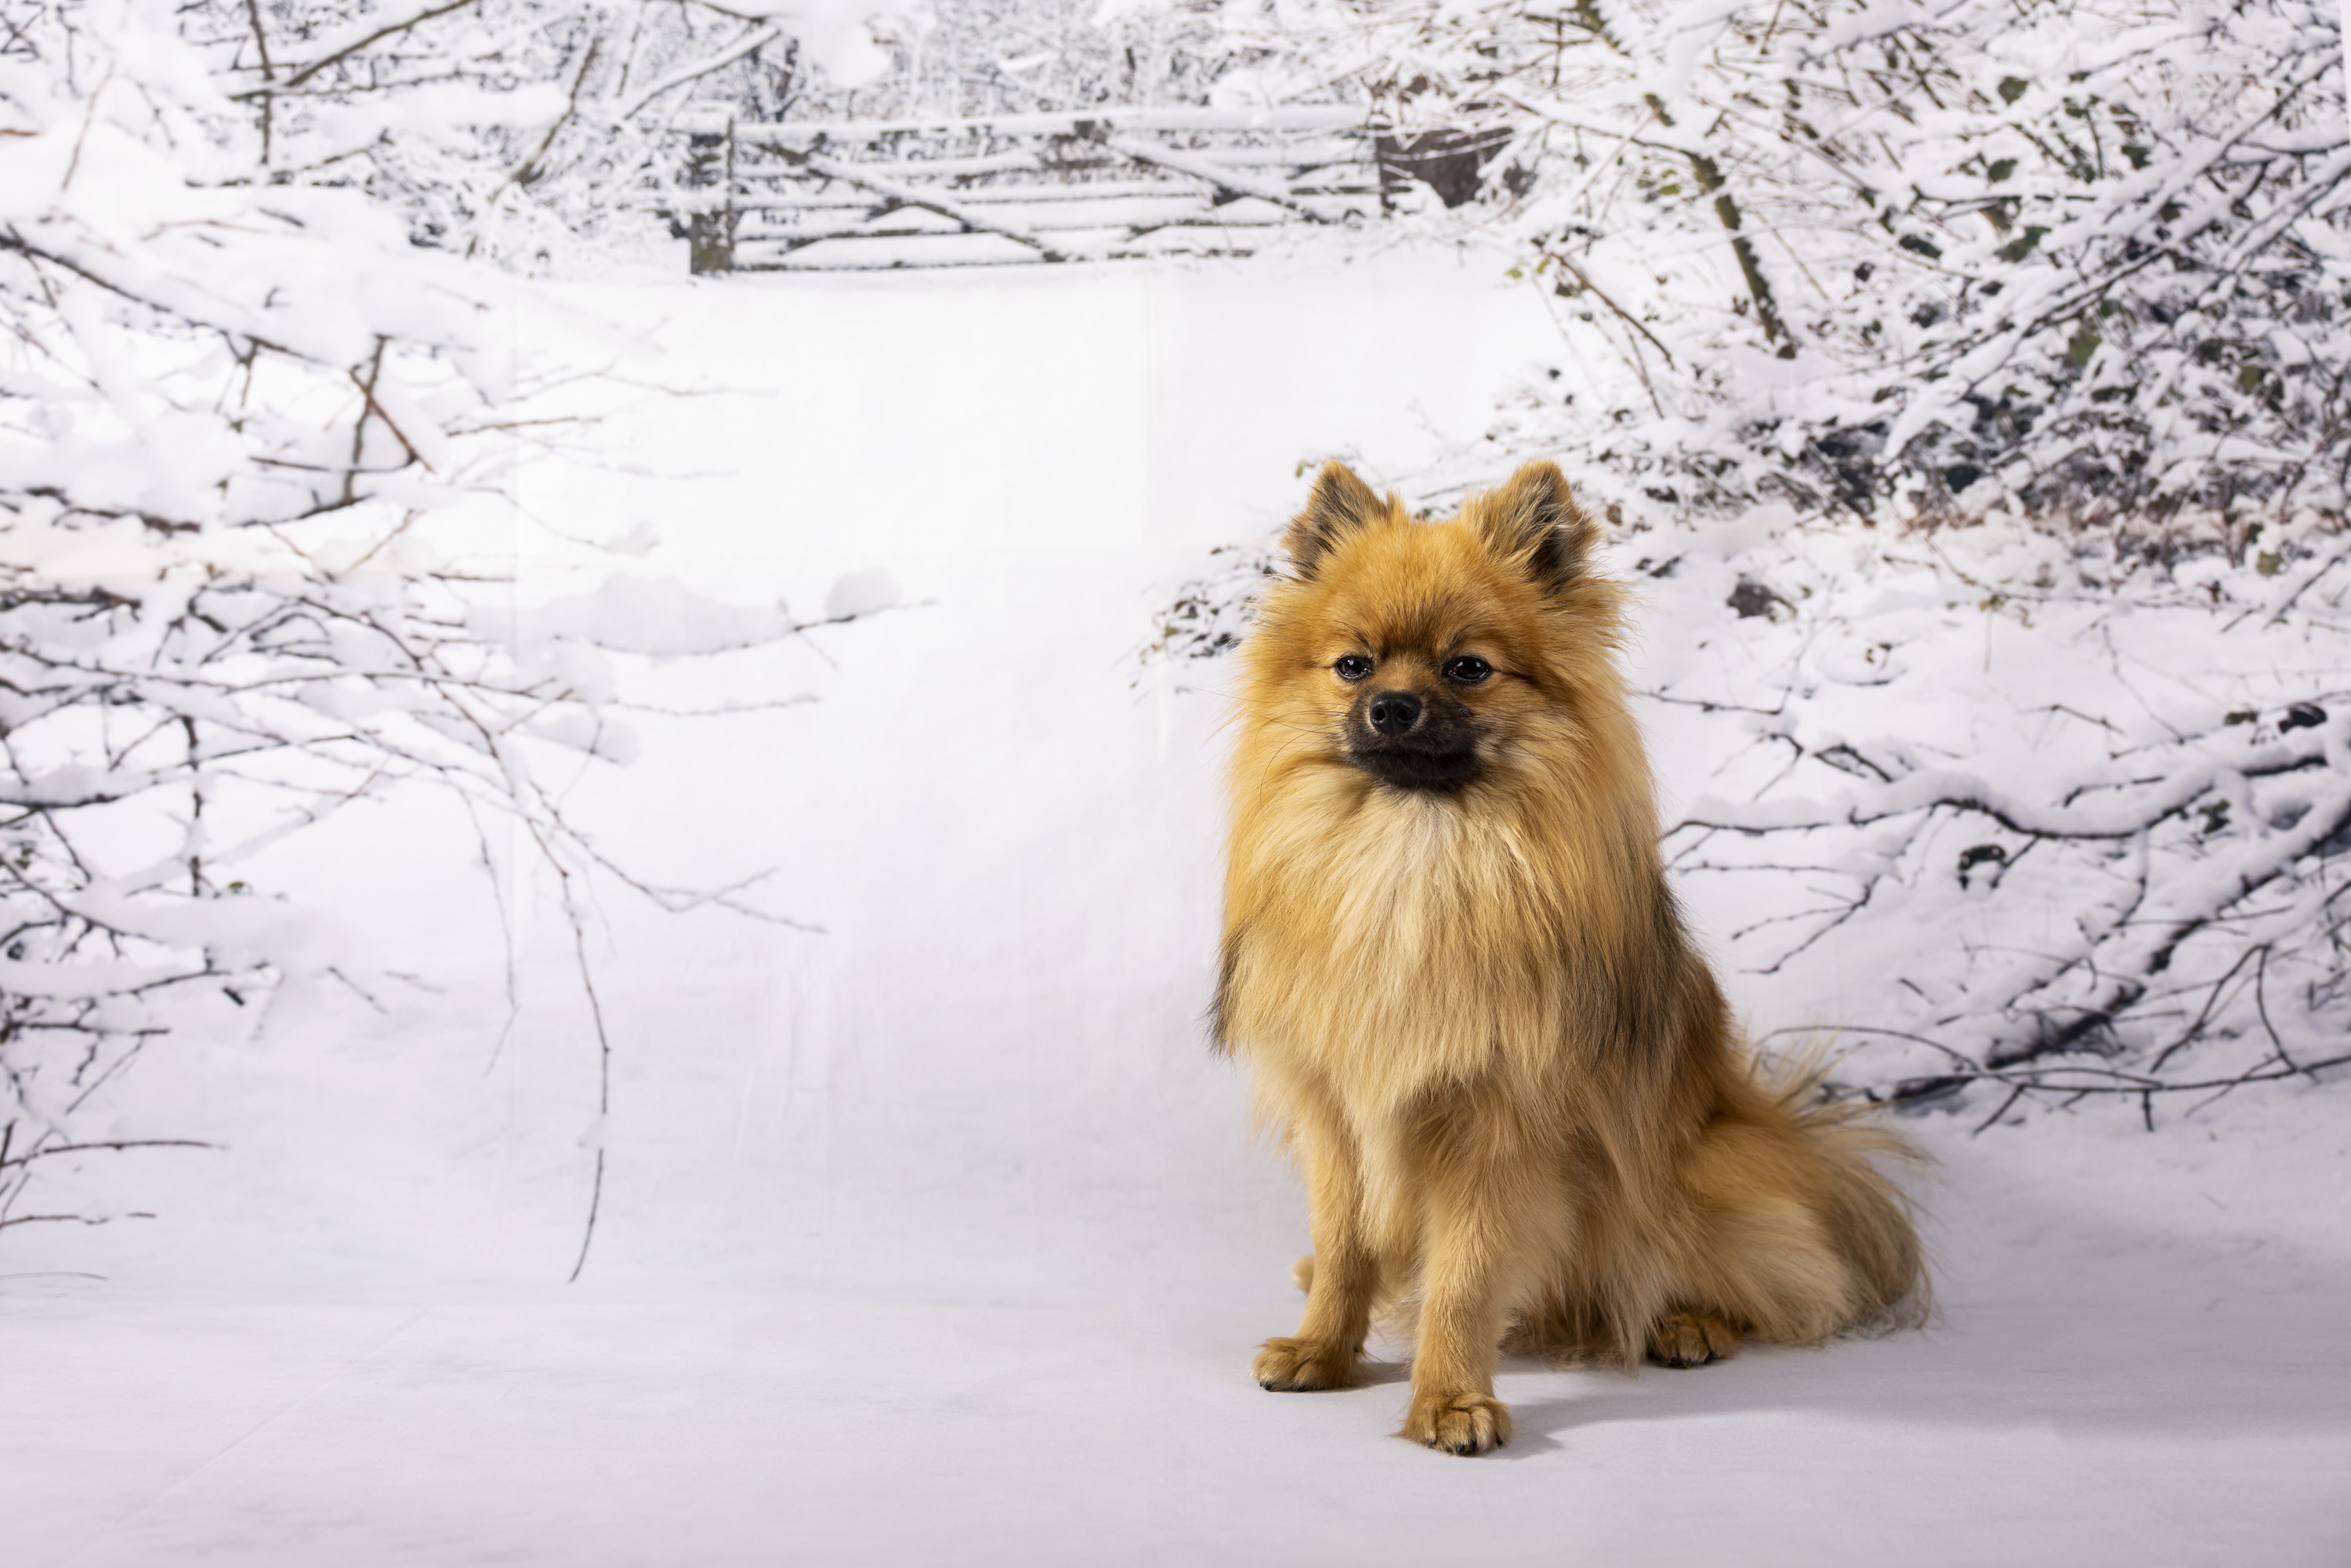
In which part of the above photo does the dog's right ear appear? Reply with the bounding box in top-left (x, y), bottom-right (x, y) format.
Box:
top-left (1283, 462), bottom-right (1388, 580)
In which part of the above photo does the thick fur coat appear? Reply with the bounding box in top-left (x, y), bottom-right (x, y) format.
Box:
top-left (1215, 460), bottom-right (1925, 1455)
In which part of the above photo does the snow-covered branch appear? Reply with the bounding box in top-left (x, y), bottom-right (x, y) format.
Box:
top-left (0, 0), bottom-right (878, 1240)
top-left (1417, 0), bottom-right (2349, 540)
top-left (1638, 520), bottom-right (2351, 1123)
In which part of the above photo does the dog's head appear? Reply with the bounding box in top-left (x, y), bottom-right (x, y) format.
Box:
top-left (1241, 459), bottom-right (1617, 796)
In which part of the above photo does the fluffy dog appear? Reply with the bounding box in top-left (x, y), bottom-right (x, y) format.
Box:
top-left (1213, 459), bottom-right (1925, 1455)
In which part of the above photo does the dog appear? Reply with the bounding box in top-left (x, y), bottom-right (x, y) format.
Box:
top-left (1212, 459), bottom-right (1925, 1455)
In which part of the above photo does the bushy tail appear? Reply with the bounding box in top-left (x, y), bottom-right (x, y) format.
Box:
top-left (1771, 1066), bottom-right (1933, 1332)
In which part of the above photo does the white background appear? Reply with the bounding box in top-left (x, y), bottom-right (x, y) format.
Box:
top-left (5, 247), bottom-right (2346, 1566)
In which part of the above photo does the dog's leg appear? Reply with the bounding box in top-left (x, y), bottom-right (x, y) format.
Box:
top-left (1399, 1133), bottom-right (1526, 1456)
top-left (1255, 1116), bottom-right (1375, 1392)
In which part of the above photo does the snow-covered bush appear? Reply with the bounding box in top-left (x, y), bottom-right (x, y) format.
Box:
top-left (1317, 0), bottom-right (2349, 543)
top-left (1642, 523), bottom-right (2351, 1123)
top-left (166, 0), bottom-right (919, 264)
top-left (0, 0), bottom-right (843, 1240)
top-left (763, 0), bottom-right (1342, 121)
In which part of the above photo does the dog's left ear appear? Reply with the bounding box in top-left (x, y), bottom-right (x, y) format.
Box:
top-left (1475, 461), bottom-right (1598, 596)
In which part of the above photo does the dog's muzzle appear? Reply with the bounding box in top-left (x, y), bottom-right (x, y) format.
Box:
top-left (1348, 687), bottom-right (1481, 789)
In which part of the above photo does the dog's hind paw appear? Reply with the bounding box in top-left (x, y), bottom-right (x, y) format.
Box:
top-left (1254, 1337), bottom-right (1358, 1391)
top-left (1647, 1309), bottom-right (1742, 1367)
top-left (1401, 1389), bottom-right (1512, 1455)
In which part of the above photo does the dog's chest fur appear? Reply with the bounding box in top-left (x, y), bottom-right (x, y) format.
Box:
top-left (1229, 780), bottom-right (1588, 1114)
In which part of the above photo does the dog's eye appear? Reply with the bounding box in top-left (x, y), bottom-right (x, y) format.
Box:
top-left (1446, 656), bottom-right (1494, 685)
top-left (1335, 655), bottom-right (1374, 682)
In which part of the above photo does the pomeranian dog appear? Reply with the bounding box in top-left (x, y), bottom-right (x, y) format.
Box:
top-left (1213, 459), bottom-right (1925, 1455)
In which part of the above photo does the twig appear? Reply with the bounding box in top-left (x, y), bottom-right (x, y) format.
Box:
top-left (568, 1147), bottom-right (604, 1284)
top-left (0, 1139), bottom-right (215, 1169)
top-left (617, 24), bottom-right (780, 121)
top-left (1969, 1081), bottom-right (2028, 1135)
top-left (1539, 247), bottom-right (1679, 369)
top-left (501, 34), bottom-right (604, 192)
top-left (267, 0), bottom-right (477, 92)
top-left (243, 0), bottom-right (275, 164)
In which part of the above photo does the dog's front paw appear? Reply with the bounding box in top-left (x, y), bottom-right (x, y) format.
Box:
top-left (1647, 1309), bottom-right (1741, 1367)
top-left (1254, 1337), bottom-right (1358, 1391)
top-left (1401, 1389), bottom-right (1512, 1455)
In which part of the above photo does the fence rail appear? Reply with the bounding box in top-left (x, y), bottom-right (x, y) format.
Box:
top-left (668, 106), bottom-right (1506, 273)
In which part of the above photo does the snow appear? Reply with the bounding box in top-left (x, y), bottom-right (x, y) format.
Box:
top-left (824, 569), bottom-right (903, 621)
top-left (723, 0), bottom-right (916, 85)
top-left (4, 244), bottom-right (2347, 1564)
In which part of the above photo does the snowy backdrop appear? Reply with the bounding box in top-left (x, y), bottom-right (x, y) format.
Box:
top-left (3, 2), bottom-right (2346, 1563)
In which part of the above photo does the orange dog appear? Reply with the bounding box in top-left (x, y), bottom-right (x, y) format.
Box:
top-left (1214, 461), bottom-right (1925, 1454)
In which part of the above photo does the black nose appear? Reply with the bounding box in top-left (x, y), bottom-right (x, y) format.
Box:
top-left (1366, 690), bottom-right (1422, 736)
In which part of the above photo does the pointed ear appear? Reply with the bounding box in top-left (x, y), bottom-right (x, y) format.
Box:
top-left (1283, 462), bottom-right (1389, 579)
top-left (1474, 461), bottom-right (1599, 596)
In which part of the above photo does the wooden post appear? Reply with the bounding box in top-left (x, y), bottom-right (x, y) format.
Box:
top-left (683, 110), bottom-right (736, 275)
top-left (1375, 125), bottom-right (1510, 210)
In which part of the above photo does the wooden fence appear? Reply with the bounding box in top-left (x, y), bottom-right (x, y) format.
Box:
top-left (668, 107), bottom-right (1507, 273)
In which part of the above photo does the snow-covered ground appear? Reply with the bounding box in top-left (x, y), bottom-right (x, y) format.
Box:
top-left (5, 246), bottom-right (2347, 1566)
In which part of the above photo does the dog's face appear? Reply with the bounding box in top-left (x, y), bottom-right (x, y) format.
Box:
top-left (1245, 461), bottom-right (1606, 796)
